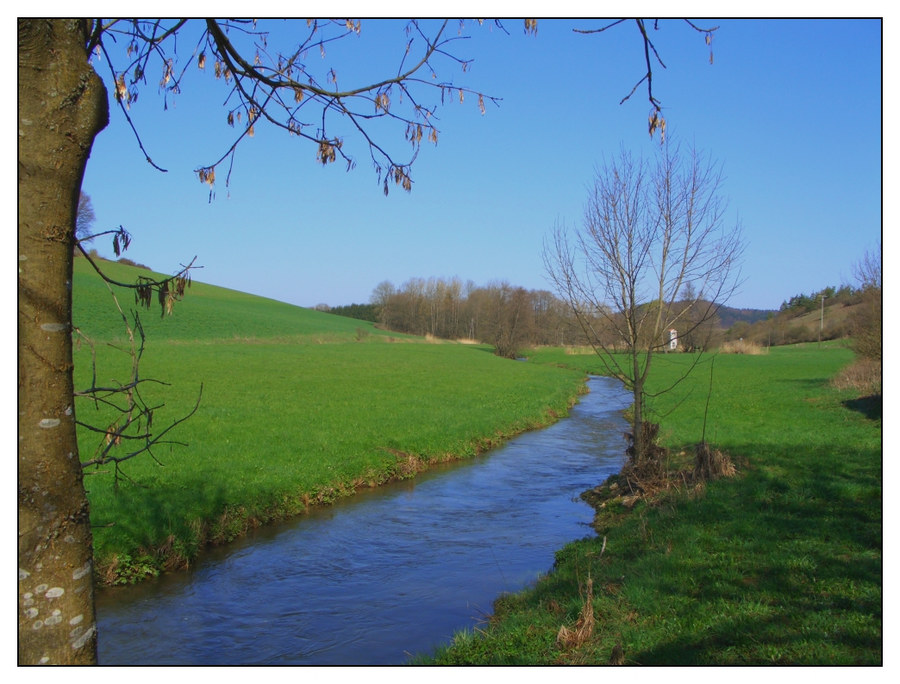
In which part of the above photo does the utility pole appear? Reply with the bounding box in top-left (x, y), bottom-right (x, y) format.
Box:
top-left (819, 294), bottom-right (826, 348)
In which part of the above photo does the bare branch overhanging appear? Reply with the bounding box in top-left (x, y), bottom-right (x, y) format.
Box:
top-left (91, 19), bottom-right (503, 197)
top-left (73, 230), bottom-right (203, 486)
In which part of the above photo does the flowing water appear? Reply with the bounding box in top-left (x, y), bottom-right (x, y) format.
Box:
top-left (95, 375), bottom-right (630, 665)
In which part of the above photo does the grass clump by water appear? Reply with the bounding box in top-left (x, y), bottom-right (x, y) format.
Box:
top-left (424, 344), bottom-right (881, 665)
top-left (72, 259), bottom-right (585, 583)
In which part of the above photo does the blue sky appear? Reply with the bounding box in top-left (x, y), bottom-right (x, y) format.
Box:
top-left (79, 18), bottom-right (882, 311)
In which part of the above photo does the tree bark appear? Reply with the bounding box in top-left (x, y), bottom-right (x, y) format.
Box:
top-left (18, 19), bottom-right (108, 665)
top-left (631, 356), bottom-right (645, 463)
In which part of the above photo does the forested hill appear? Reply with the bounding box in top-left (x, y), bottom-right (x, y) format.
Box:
top-left (717, 306), bottom-right (776, 330)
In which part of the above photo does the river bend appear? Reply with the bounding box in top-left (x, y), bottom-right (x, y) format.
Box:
top-left (95, 375), bottom-right (630, 665)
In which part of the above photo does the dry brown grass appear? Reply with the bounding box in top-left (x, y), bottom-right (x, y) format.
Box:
top-left (381, 448), bottom-right (427, 479)
top-left (720, 339), bottom-right (768, 355)
top-left (563, 345), bottom-right (595, 355)
top-left (581, 428), bottom-right (736, 538)
top-left (556, 577), bottom-right (595, 650)
top-left (693, 441), bottom-right (736, 480)
top-left (831, 357), bottom-right (881, 397)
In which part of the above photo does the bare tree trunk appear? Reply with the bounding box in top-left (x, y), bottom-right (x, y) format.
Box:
top-left (631, 356), bottom-right (645, 463)
top-left (18, 19), bottom-right (108, 665)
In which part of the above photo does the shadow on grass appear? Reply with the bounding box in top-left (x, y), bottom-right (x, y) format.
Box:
top-left (631, 604), bottom-right (882, 665)
top-left (842, 395), bottom-right (882, 420)
top-left (91, 475), bottom-right (232, 569)
top-left (584, 439), bottom-right (882, 665)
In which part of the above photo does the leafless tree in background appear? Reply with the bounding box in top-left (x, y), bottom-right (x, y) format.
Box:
top-left (851, 243), bottom-right (882, 363)
top-left (75, 192), bottom-right (96, 243)
top-left (544, 139), bottom-right (743, 469)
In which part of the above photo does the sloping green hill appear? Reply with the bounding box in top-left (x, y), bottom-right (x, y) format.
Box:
top-left (72, 256), bottom-right (390, 343)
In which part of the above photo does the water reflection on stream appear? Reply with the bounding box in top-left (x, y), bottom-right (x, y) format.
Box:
top-left (95, 376), bottom-right (630, 665)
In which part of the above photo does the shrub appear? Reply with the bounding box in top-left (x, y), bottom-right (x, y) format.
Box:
top-left (783, 324), bottom-right (813, 345)
top-left (693, 441), bottom-right (736, 480)
top-left (850, 292), bottom-right (882, 361)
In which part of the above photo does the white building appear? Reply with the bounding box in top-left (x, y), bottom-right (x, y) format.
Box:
top-left (668, 329), bottom-right (678, 351)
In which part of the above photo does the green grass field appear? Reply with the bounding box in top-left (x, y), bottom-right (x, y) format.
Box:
top-left (425, 344), bottom-right (882, 664)
top-left (73, 258), bottom-right (882, 663)
top-left (72, 258), bottom-right (585, 581)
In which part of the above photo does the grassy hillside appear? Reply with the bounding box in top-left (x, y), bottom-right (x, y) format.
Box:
top-left (71, 257), bottom-right (585, 582)
top-left (725, 297), bottom-right (867, 347)
top-left (782, 300), bottom-right (861, 338)
top-left (72, 256), bottom-right (400, 343)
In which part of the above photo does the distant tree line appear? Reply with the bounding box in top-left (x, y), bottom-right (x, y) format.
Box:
top-left (325, 263), bottom-right (881, 359)
top-left (368, 277), bottom-right (582, 357)
top-left (362, 277), bottom-right (727, 358)
top-left (327, 302), bottom-right (379, 322)
top-left (324, 271), bottom-right (881, 357)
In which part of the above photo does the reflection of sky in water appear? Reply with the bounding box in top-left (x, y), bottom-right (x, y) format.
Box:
top-left (96, 376), bottom-right (630, 665)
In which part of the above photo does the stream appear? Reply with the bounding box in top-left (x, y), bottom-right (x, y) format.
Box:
top-left (95, 375), bottom-right (631, 665)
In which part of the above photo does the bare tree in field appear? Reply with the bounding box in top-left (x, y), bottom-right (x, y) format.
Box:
top-left (544, 140), bottom-right (743, 471)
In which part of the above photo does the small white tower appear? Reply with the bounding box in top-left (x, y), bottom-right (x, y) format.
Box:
top-left (668, 329), bottom-right (678, 351)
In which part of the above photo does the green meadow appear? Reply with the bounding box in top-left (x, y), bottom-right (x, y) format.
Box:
top-left (72, 258), bottom-right (584, 580)
top-left (73, 258), bottom-right (882, 664)
top-left (426, 344), bottom-right (882, 664)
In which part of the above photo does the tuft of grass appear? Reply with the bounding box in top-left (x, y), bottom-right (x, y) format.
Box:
top-left (556, 576), bottom-right (596, 652)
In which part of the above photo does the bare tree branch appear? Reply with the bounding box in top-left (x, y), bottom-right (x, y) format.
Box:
top-left (544, 138), bottom-right (743, 467)
top-left (574, 18), bottom-right (718, 137)
top-left (74, 229), bottom-right (203, 487)
top-left (91, 19), bottom-right (501, 195)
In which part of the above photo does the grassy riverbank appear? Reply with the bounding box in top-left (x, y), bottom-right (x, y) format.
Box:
top-left (73, 258), bottom-right (585, 583)
top-left (424, 344), bottom-right (882, 664)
